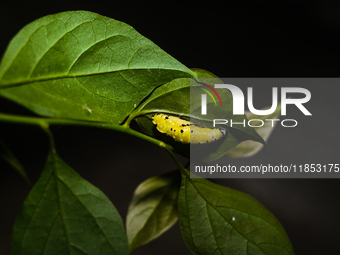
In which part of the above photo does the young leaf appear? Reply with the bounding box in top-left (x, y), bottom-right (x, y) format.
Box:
top-left (0, 11), bottom-right (195, 124)
top-left (126, 170), bottom-right (181, 252)
top-left (225, 103), bottom-right (281, 158)
top-left (178, 172), bottom-right (294, 255)
top-left (0, 137), bottom-right (31, 186)
top-left (11, 152), bottom-right (128, 255)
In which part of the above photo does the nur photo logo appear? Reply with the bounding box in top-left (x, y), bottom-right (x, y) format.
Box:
top-left (194, 79), bottom-right (312, 128)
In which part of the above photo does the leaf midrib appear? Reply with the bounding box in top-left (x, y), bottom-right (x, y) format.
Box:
top-left (0, 67), bottom-right (191, 88)
top-left (50, 155), bottom-right (121, 255)
top-left (56, 176), bottom-right (119, 254)
top-left (53, 159), bottom-right (72, 255)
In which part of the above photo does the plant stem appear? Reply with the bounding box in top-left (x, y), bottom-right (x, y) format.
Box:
top-left (0, 112), bottom-right (181, 165)
top-left (39, 122), bottom-right (56, 155)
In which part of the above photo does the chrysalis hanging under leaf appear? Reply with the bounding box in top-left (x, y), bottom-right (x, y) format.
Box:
top-left (152, 113), bottom-right (227, 144)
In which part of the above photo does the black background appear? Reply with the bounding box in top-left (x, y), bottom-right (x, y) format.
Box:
top-left (1, 1), bottom-right (340, 254)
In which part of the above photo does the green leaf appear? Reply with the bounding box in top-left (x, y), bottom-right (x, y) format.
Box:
top-left (134, 68), bottom-right (266, 161)
top-left (11, 152), bottom-right (128, 255)
top-left (225, 103), bottom-right (281, 158)
top-left (178, 171), bottom-right (294, 255)
top-left (0, 137), bottom-right (31, 186)
top-left (133, 68), bottom-right (220, 118)
top-left (0, 11), bottom-right (195, 124)
top-left (126, 170), bottom-right (181, 252)
top-left (134, 68), bottom-right (216, 158)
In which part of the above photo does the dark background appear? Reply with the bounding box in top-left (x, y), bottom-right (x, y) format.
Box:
top-left (1, 1), bottom-right (340, 254)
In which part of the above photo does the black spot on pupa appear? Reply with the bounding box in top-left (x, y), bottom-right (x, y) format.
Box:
top-left (152, 113), bottom-right (155, 117)
top-left (165, 116), bottom-right (169, 119)
top-left (191, 130), bottom-right (193, 133)
top-left (182, 124), bottom-right (186, 127)
top-left (170, 128), bottom-right (172, 131)
top-left (206, 140), bottom-right (209, 143)
top-left (180, 130), bottom-right (184, 133)
top-left (174, 130), bottom-right (176, 132)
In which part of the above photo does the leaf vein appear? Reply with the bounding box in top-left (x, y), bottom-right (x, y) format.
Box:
top-left (0, 21), bottom-right (55, 82)
top-left (57, 176), bottom-right (118, 254)
top-left (189, 180), bottom-right (288, 254)
top-left (29, 20), bottom-right (95, 78)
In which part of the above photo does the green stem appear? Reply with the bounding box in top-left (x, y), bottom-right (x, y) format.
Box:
top-left (122, 112), bottom-right (190, 173)
top-left (0, 112), bottom-right (184, 167)
top-left (39, 122), bottom-right (56, 155)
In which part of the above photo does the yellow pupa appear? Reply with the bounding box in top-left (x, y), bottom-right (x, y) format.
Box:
top-left (152, 113), bottom-right (226, 144)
